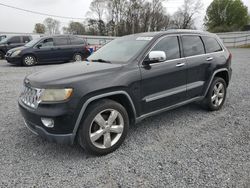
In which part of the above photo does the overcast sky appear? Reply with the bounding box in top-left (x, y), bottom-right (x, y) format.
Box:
top-left (0, 0), bottom-right (249, 33)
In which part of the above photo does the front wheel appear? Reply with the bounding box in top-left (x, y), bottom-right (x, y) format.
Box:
top-left (77, 99), bottom-right (129, 155)
top-left (203, 77), bottom-right (227, 111)
top-left (22, 55), bottom-right (37, 66)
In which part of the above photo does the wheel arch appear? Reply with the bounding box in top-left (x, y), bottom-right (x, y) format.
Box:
top-left (204, 68), bottom-right (229, 96)
top-left (72, 91), bottom-right (137, 139)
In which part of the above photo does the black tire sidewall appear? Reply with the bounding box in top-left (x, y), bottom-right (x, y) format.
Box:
top-left (78, 99), bottom-right (129, 155)
top-left (206, 77), bottom-right (227, 111)
top-left (22, 55), bottom-right (36, 66)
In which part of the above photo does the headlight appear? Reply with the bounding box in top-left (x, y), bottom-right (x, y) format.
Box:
top-left (39, 88), bottom-right (73, 102)
top-left (11, 50), bottom-right (21, 57)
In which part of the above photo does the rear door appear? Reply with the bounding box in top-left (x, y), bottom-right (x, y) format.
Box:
top-left (181, 35), bottom-right (212, 99)
top-left (53, 37), bottom-right (72, 61)
top-left (140, 35), bottom-right (188, 114)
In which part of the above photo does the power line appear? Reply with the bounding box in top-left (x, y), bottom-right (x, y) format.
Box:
top-left (0, 2), bottom-right (85, 20)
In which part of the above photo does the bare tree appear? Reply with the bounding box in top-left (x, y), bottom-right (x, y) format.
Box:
top-left (33, 23), bottom-right (46, 34)
top-left (172, 0), bottom-right (202, 29)
top-left (89, 0), bottom-right (106, 21)
top-left (43, 18), bottom-right (60, 35)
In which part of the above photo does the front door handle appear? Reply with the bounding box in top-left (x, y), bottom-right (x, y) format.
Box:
top-left (176, 63), bottom-right (186, 67)
top-left (206, 57), bottom-right (214, 61)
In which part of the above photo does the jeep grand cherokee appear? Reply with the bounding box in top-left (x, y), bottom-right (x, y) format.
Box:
top-left (18, 30), bottom-right (232, 155)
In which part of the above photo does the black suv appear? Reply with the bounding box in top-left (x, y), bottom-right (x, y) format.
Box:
top-left (6, 35), bottom-right (90, 66)
top-left (19, 30), bottom-right (232, 155)
top-left (0, 35), bottom-right (32, 59)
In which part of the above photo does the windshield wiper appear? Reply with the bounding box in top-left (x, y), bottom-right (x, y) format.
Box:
top-left (88, 59), bottom-right (111, 64)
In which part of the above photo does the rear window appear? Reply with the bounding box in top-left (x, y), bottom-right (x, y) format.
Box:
top-left (54, 37), bottom-right (69, 46)
top-left (70, 37), bottom-right (85, 45)
top-left (202, 36), bottom-right (222, 53)
top-left (182, 35), bottom-right (205, 57)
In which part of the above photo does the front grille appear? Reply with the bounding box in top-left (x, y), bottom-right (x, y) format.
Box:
top-left (20, 85), bottom-right (43, 109)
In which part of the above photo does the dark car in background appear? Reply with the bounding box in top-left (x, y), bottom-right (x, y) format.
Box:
top-left (0, 34), bottom-right (7, 42)
top-left (0, 35), bottom-right (32, 59)
top-left (5, 35), bottom-right (91, 66)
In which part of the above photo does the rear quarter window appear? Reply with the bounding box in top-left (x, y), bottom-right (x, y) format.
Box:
top-left (54, 37), bottom-right (69, 46)
top-left (182, 35), bottom-right (205, 57)
top-left (202, 36), bottom-right (222, 53)
top-left (70, 37), bottom-right (85, 45)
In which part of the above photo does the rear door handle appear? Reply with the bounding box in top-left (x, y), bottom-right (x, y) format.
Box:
top-left (206, 57), bottom-right (214, 61)
top-left (176, 63), bottom-right (186, 67)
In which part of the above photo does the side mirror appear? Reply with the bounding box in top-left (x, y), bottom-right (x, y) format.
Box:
top-left (36, 44), bottom-right (42, 49)
top-left (7, 42), bottom-right (11, 45)
top-left (145, 51), bottom-right (166, 65)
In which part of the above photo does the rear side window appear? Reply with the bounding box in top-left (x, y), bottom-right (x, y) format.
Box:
top-left (54, 37), bottom-right (69, 46)
top-left (23, 36), bottom-right (31, 43)
top-left (202, 36), bottom-right (222, 53)
top-left (8, 36), bottom-right (21, 43)
top-left (182, 36), bottom-right (205, 57)
top-left (70, 37), bottom-right (85, 45)
top-left (151, 36), bottom-right (180, 61)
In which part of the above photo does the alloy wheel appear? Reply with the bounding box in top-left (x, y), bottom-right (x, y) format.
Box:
top-left (24, 56), bottom-right (35, 66)
top-left (211, 82), bottom-right (225, 107)
top-left (89, 109), bottom-right (124, 149)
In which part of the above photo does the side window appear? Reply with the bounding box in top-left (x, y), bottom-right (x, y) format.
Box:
top-left (151, 36), bottom-right (180, 61)
top-left (182, 36), bottom-right (205, 57)
top-left (23, 36), bottom-right (31, 43)
top-left (54, 37), bottom-right (69, 46)
top-left (202, 36), bottom-right (222, 53)
top-left (40, 38), bottom-right (54, 48)
top-left (8, 36), bottom-right (21, 43)
top-left (70, 37), bottom-right (85, 45)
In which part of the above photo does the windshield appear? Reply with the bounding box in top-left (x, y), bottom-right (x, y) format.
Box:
top-left (24, 38), bottom-right (41, 47)
top-left (87, 35), bottom-right (153, 64)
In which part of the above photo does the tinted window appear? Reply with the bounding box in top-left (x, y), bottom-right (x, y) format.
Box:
top-left (182, 36), bottom-right (205, 57)
top-left (40, 38), bottom-right (54, 48)
top-left (70, 37), bottom-right (85, 45)
top-left (202, 36), bottom-right (222, 53)
top-left (23, 36), bottom-right (31, 43)
top-left (151, 36), bottom-right (180, 60)
top-left (8, 36), bottom-right (21, 43)
top-left (54, 37), bottom-right (68, 46)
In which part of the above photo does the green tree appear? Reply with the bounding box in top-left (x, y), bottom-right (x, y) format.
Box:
top-left (33, 23), bottom-right (46, 34)
top-left (205, 0), bottom-right (249, 32)
top-left (64, 22), bottom-right (86, 35)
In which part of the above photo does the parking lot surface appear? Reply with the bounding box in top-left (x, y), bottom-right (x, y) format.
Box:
top-left (0, 48), bottom-right (250, 187)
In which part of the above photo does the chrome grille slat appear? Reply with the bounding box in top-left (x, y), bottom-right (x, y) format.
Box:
top-left (20, 85), bottom-right (42, 109)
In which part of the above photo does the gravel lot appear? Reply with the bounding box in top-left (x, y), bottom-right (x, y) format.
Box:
top-left (0, 48), bottom-right (250, 188)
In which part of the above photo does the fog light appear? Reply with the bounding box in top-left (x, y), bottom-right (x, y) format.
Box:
top-left (41, 118), bottom-right (54, 128)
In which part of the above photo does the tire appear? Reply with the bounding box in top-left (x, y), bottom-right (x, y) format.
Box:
top-left (203, 77), bottom-right (227, 111)
top-left (77, 99), bottom-right (129, 155)
top-left (22, 55), bottom-right (37, 66)
top-left (73, 53), bottom-right (83, 62)
top-left (0, 51), bottom-right (5, 60)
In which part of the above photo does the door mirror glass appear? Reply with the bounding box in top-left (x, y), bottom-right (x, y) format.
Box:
top-left (148, 51), bottom-right (166, 63)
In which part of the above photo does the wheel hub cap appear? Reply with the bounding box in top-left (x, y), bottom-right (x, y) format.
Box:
top-left (211, 82), bottom-right (225, 107)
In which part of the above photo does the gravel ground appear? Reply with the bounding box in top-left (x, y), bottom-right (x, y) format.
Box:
top-left (0, 48), bottom-right (250, 188)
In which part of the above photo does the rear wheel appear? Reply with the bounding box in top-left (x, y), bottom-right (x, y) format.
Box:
top-left (203, 77), bottom-right (227, 111)
top-left (77, 99), bottom-right (129, 155)
top-left (22, 55), bottom-right (37, 66)
top-left (73, 53), bottom-right (83, 62)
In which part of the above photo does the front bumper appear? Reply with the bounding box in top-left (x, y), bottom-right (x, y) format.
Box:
top-left (19, 99), bottom-right (76, 145)
top-left (5, 55), bottom-right (22, 65)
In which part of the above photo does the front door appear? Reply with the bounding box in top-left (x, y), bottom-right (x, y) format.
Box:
top-left (140, 36), bottom-right (187, 114)
top-left (34, 38), bottom-right (57, 62)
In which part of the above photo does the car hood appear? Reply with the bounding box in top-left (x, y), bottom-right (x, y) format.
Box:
top-left (8, 46), bottom-right (27, 52)
top-left (26, 62), bottom-right (123, 87)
